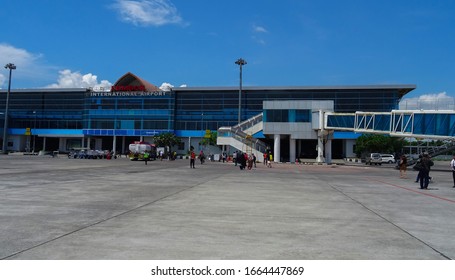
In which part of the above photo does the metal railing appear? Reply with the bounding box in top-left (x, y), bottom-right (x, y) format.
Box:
top-left (231, 113), bottom-right (264, 135)
top-left (407, 138), bottom-right (455, 157)
top-left (218, 113), bottom-right (268, 153)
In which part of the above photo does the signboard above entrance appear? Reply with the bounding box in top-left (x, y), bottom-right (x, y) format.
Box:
top-left (111, 85), bottom-right (146, 92)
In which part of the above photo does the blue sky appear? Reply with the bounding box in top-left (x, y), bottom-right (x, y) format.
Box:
top-left (1, 0), bottom-right (454, 103)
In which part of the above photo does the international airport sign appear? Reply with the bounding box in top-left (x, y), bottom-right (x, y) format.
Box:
top-left (89, 91), bottom-right (169, 97)
top-left (88, 85), bottom-right (170, 97)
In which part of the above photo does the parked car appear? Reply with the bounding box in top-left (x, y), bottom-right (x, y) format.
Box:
top-left (365, 153), bottom-right (382, 165)
top-left (381, 154), bottom-right (396, 163)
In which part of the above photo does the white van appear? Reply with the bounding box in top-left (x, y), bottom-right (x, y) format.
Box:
top-left (365, 153), bottom-right (382, 165)
top-left (381, 154), bottom-right (396, 163)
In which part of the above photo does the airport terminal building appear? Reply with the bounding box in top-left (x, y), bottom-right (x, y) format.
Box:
top-left (0, 72), bottom-right (415, 161)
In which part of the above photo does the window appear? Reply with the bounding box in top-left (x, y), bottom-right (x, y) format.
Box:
top-left (295, 110), bottom-right (311, 122)
top-left (265, 110), bottom-right (289, 122)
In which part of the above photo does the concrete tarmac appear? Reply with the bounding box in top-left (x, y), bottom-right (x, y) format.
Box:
top-left (1, 155), bottom-right (454, 260)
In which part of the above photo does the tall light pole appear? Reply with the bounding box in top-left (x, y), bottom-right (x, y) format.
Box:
top-left (33, 110), bottom-right (37, 153)
top-left (2, 63), bottom-right (16, 154)
top-left (235, 58), bottom-right (247, 124)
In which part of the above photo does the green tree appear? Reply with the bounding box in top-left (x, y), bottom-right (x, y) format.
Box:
top-left (199, 131), bottom-right (218, 147)
top-left (354, 134), bottom-right (405, 157)
top-left (152, 132), bottom-right (181, 153)
top-left (388, 137), bottom-right (407, 153)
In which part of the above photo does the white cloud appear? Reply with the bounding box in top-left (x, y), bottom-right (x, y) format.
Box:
top-left (416, 92), bottom-right (450, 101)
top-left (400, 92), bottom-right (455, 110)
top-left (252, 25), bottom-right (268, 45)
top-left (252, 36), bottom-right (266, 45)
top-left (112, 0), bottom-right (183, 27)
top-left (0, 43), bottom-right (41, 69)
top-left (47, 69), bottom-right (112, 91)
top-left (159, 82), bottom-right (188, 90)
top-left (0, 43), bottom-right (111, 90)
top-left (0, 74), bottom-right (5, 87)
top-left (253, 25), bottom-right (268, 33)
top-left (0, 43), bottom-right (49, 87)
top-left (159, 82), bottom-right (174, 91)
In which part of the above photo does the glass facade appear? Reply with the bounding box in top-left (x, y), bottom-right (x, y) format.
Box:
top-left (1, 84), bottom-right (413, 140)
top-left (173, 86), bottom-right (407, 134)
top-left (0, 89), bottom-right (85, 130)
top-left (84, 91), bottom-right (174, 135)
top-left (263, 109), bottom-right (311, 123)
top-left (174, 90), bottom-right (239, 131)
top-left (396, 113), bottom-right (455, 136)
top-left (326, 115), bottom-right (356, 130)
top-left (264, 110), bottom-right (289, 122)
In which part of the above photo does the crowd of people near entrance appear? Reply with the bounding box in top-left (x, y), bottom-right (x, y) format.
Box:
top-left (186, 149), bottom-right (274, 170)
top-left (231, 151), bottom-right (257, 170)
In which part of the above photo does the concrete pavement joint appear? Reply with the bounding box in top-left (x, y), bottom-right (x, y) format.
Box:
top-left (2, 157), bottom-right (454, 259)
top-left (2, 170), bottom-right (234, 260)
top-left (369, 178), bottom-right (455, 204)
top-left (325, 178), bottom-right (451, 260)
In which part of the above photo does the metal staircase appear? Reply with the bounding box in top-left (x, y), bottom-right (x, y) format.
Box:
top-left (411, 138), bottom-right (455, 157)
top-left (217, 113), bottom-right (268, 157)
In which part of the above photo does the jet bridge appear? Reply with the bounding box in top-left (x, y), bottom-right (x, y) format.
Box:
top-left (325, 110), bottom-right (455, 139)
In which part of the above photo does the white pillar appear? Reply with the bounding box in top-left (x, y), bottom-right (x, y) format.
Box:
top-left (43, 137), bottom-right (47, 151)
top-left (274, 134), bottom-right (281, 163)
top-left (290, 138), bottom-right (296, 163)
top-left (81, 137), bottom-right (85, 148)
top-left (59, 138), bottom-right (65, 151)
top-left (345, 139), bottom-right (356, 158)
top-left (87, 137), bottom-right (91, 150)
top-left (316, 134), bottom-right (325, 163)
top-left (316, 110), bottom-right (325, 163)
top-left (112, 136), bottom-right (117, 156)
top-left (297, 139), bottom-right (301, 160)
top-left (325, 138), bottom-right (332, 164)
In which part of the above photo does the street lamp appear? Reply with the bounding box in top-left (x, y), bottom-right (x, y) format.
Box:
top-left (2, 63), bottom-right (16, 154)
top-left (32, 110), bottom-right (37, 153)
top-left (235, 58), bottom-right (247, 124)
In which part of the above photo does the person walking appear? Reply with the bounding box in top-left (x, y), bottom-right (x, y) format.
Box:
top-left (451, 155), bottom-right (455, 188)
top-left (414, 154), bottom-right (423, 182)
top-left (143, 151), bottom-right (150, 165)
top-left (247, 154), bottom-right (253, 170)
top-left (159, 150), bottom-right (164, 161)
top-left (190, 150), bottom-right (196, 168)
top-left (237, 151), bottom-right (246, 170)
top-left (419, 153), bottom-right (434, 189)
top-left (263, 152), bottom-right (267, 165)
top-left (268, 153), bottom-right (273, 168)
top-left (399, 155), bottom-right (407, 178)
top-left (199, 150), bottom-right (205, 164)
